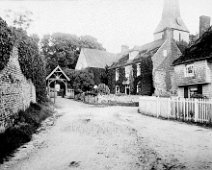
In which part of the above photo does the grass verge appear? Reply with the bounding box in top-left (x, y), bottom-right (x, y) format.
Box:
top-left (0, 102), bottom-right (54, 163)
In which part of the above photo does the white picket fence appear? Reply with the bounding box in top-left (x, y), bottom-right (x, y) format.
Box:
top-left (139, 96), bottom-right (212, 123)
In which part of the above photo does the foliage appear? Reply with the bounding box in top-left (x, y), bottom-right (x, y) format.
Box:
top-left (4, 9), bottom-right (33, 30)
top-left (108, 56), bottom-right (154, 95)
top-left (0, 102), bottom-right (54, 163)
top-left (100, 65), bottom-right (109, 85)
top-left (65, 69), bottom-right (95, 92)
top-left (32, 54), bottom-right (47, 103)
top-left (11, 27), bottom-right (47, 103)
top-left (41, 33), bottom-right (105, 73)
top-left (18, 33), bottom-right (38, 80)
top-left (108, 68), bottom-right (116, 94)
top-left (115, 67), bottom-right (126, 93)
top-left (97, 83), bottom-right (110, 95)
top-left (85, 67), bottom-right (105, 85)
top-left (0, 17), bottom-right (14, 71)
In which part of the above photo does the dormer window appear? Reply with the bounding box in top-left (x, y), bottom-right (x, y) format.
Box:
top-left (129, 51), bottom-right (139, 61)
top-left (185, 64), bottom-right (195, 77)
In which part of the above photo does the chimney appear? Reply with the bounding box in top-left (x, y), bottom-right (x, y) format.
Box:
top-left (121, 45), bottom-right (129, 53)
top-left (199, 15), bottom-right (211, 37)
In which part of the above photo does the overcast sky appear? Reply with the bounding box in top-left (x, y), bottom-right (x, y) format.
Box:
top-left (0, 0), bottom-right (212, 53)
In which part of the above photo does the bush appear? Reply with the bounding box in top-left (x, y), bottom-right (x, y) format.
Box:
top-left (0, 102), bottom-right (54, 163)
top-left (0, 17), bottom-right (14, 71)
top-left (97, 83), bottom-right (110, 95)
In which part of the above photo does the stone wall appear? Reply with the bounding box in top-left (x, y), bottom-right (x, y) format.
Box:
top-left (0, 47), bottom-right (36, 133)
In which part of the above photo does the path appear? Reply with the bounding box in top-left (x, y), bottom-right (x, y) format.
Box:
top-left (1, 98), bottom-right (212, 170)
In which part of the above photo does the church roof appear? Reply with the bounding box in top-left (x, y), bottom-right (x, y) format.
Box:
top-left (173, 26), bottom-right (212, 65)
top-left (154, 0), bottom-right (189, 34)
top-left (81, 48), bottom-right (119, 69)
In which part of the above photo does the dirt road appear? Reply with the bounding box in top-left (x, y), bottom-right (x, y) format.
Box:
top-left (1, 98), bottom-right (212, 170)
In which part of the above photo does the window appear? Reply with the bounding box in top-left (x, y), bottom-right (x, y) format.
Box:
top-left (115, 85), bottom-right (120, 94)
top-left (125, 65), bottom-right (131, 80)
top-left (115, 68), bottom-right (119, 81)
top-left (137, 63), bottom-right (141, 76)
top-left (163, 50), bottom-right (167, 57)
top-left (185, 64), bottom-right (195, 77)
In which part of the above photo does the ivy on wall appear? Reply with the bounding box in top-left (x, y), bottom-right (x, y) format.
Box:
top-left (115, 67), bottom-right (126, 93)
top-left (0, 17), bottom-right (14, 71)
top-left (108, 55), bottom-right (154, 95)
top-left (108, 68), bottom-right (115, 94)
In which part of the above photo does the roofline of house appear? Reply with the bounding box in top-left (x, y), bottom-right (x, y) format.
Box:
top-left (172, 56), bottom-right (212, 66)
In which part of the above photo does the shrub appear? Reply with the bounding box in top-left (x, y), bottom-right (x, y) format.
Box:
top-left (0, 102), bottom-right (54, 163)
top-left (97, 83), bottom-right (110, 95)
top-left (0, 17), bottom-right (14, 71)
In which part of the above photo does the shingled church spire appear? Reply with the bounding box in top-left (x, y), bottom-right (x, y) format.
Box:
top-left (154, 0), bottom-right (190, 42)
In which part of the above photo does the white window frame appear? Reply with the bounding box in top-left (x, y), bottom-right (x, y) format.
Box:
top-left (137, 63), bottom-right (141, 76)
top-left (125, 65), bottom-right (131, 80)
top-left (185, 64), bottom-right (195, 77)
top-left (115, 68), bottom-right (119, 81)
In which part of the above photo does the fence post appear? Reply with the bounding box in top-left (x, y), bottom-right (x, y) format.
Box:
top-left (167, 98), bottom-right (171, 119)
top-left (194, 99), bottom-right (198, 122)
top-left (157, 96), bottom-right (160, 118)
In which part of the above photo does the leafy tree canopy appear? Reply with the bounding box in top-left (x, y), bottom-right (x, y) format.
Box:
top-left (41, 33), bottom-right (105, 73)
top-left (0, 17), bottom-right (14, 71)
top-left (64, 68), bottom-right (95, 92)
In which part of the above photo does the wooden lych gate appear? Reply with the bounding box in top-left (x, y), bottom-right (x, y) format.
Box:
top-left (46, 65), bottom-right (74, 99)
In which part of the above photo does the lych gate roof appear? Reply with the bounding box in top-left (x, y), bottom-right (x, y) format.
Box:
top-left (154, 0), bottom-right (189, 34)
top-left (82, 48), bottom-right (119, 69)
top-left (46, 65), bottom-right (70, 81)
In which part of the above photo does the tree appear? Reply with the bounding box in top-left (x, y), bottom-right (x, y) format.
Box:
top-left (100, 65), bottom-right (109, 85)
top-left (32, 54), bottom-right (47, 103)
top-left (0, 17), bottom-right (14, 71)
top-left (41, 33), bottom-right (105, 73)
top-left (64, 69), bottom-right (95, 92)
top-left (4, 9), bottom-right (33, 30)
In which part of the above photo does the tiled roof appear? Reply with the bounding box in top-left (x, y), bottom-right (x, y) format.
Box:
top-left (173, 26), bottom-right (212, 65)
top-left (110, 39), bottom-right (164, 68)
top-left (82, 48), bottom-right (120, 69)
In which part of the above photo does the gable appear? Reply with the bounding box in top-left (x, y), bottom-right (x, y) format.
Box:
top-left (152, 38), bottom-right (181, 72)
top-left (46, 65), bottom-right (70, 81)
top-left (75, 50), bottom-right (88, 70)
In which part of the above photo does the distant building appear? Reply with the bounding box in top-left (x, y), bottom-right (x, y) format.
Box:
top-left (109, 0), bottom-right (185, 96)
top-left (75, 48), bottom-right (120, 84)
top-left (173, 24), bottom-right (212, 98)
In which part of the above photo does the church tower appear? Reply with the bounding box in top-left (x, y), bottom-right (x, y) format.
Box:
top-left (154, 0), bottom-right (190, 42)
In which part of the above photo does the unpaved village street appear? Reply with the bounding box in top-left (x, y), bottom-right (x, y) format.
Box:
top-left (1, 98), bottom-right (212, 170)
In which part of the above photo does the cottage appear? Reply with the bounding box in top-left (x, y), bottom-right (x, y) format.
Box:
top-left (109, 0), bottom-right (187, 96)
top-left (173, 26), bottom-right (212, 98)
